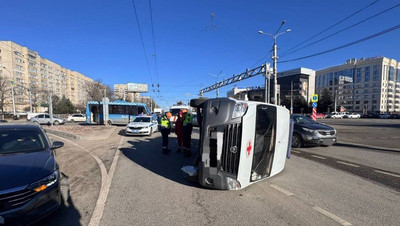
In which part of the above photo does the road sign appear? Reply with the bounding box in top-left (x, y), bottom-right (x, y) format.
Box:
top-left (312, 94), bottom-right (318, 102)
top-left (312, 102), bottom-right (318, 108)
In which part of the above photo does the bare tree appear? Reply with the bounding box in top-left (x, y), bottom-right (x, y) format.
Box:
top-left (0, 75), bottom-right (11, 115)
top-left (29, 85), bottom-right (42, 112)
top-left (85, 79), bottom-right (113, 102)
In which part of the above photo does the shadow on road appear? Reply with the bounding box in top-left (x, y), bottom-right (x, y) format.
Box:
top-left (120, 132), bottom-right (202, 188)
top-left (334, 142), bottom-right (400, 153)
top-left (34, 174), bottom-right (81, 226)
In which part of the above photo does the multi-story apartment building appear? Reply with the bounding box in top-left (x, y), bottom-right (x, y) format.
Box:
top-left (0, 41), bottom-right (94, 112)
top-left (316, 57), bottom-right (400, 113)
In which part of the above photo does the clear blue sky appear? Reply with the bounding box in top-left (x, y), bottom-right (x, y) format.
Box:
top-left (1, 0), bottom-right (399, 109)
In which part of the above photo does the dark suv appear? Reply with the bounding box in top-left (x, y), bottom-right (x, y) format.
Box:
top-left (291, 114), bottom-right (337, 148)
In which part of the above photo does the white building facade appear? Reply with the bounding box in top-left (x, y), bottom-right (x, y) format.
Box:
top-left (316, 57), bottom-right (400, 113)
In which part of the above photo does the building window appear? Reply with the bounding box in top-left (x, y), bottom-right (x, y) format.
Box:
top-left (15, 58), bottom-right (23, 64)
top-left (397, 69), bottom-right (400, 82)
top-left (389, 66), bottom-right (395, 81)
top-left (364, 83), bottom-right (369, 88)
top-left (373, 65), bottom-right (379, 81)
top-left (328, 73), bottom-right (333, 86)
top-left (356, 68), bottom-right (361, 83)
top-left (364, 94), bottom-right (369, 99)
top-left (334, 72), bottom-right (339, 85)
top-left (365, 66), bottom-right (370, 82)
top-left (364, 89), bottom-right (369, 93)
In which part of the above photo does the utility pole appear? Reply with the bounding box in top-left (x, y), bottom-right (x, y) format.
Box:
top-left (263, 63), bottom-right (271, 103)
top-left (272, 38), bottom-right (278, 105)
top-left (334, 90), bottom-right (338, 112)
top-left (2, 67), bottom-right (16, 118)
top-left (49, 93), bottom-right (53, 127)
top-left (290, 80), bottom-right (293, 114)
top-left (258, 22), bottom-right (291, 105)
top-left (150, 96), bottom-right (153, 113)
top-left (28, 88), bottom-right (32, 113)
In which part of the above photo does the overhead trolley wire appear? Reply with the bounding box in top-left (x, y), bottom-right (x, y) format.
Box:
top-left (282, 0), bottom-right (380, 57)
top-left (148, 0), bottom-right (159, 83)
top-left (279, 24), bottom-right (400, 64)
top-left (131, 0), bottom-right (154, 84)
top-left (282, 1), bottom-right (399, 58)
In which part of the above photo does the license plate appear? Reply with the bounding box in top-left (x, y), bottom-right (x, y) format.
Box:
top-left (132, 130), bottom-right (139, 133)
top-left (0, 216), bottom-right (4, 224)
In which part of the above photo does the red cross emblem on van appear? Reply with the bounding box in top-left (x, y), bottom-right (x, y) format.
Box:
top-left (246, 140), bottom-right (252, 157)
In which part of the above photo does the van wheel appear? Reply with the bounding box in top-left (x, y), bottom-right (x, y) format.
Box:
top-left (292, 134), bottom-right (303, 148)
top-left (190, 98), bottom-right (208, 108)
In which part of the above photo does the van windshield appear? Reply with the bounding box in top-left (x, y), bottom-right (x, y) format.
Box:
top-left (171, 109), bottom-right (183, 115)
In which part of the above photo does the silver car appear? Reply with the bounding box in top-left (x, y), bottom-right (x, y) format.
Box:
top-left (31, 114), bottom-right (65, 125)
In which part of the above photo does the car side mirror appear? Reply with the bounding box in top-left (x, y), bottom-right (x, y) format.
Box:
top-left (52, 141), bottom-right (64, 150)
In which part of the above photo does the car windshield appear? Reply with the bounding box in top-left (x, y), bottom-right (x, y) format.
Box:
top-left (0, 129), bottom-right (47, 154)
top-left (133, 117), bottom-right (150, 123)
top-left (292, 115), bottom-right (316, 124)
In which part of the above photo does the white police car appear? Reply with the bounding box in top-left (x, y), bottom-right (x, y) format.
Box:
top-left (125, 116), bottom-right (158, 136)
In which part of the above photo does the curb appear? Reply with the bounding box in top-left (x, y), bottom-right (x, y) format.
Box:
top-left (44, 128), bottom-right (81, 140)
top-left (336, 141), bottom-right (400, 153)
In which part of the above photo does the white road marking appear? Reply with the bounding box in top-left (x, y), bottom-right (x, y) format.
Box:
top-left (336, 161), bottom-right (359, 168)
top-left (89, 135), bottom-right (125, 226)
top-left (375, 170), bottom-right (400, 178)
top-left (270, 184), bottom-right (294, 196)
top-left (291, 150), bottom-right (301, 154)
top-left (311, 155), bottom-right (326, 160)
top-left (313, 206), bottom-right (352, 226)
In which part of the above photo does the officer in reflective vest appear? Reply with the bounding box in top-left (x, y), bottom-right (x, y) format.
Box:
top-left (182, 109), bottom-right (193, 157)
top-left (161, 112), bottom-right (172, 154)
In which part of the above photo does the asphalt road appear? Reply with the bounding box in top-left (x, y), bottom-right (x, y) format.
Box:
top-left (99, 127), bottom-right (399, 226)
top-left (32, 119), bottom-right (400, 226)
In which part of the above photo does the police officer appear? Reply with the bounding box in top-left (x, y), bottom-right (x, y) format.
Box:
top-left (182, 109), bottom-right (193, 157)
top-left (160, 112), bottom-right (172, 154)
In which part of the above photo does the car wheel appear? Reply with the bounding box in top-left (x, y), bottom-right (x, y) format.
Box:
top-left (148, 128), bottom-right (153, 137)
top-left (71, 119), bottom-right (75, 123)
top-left (292, 134), bottom-right (303, 148)
top-left (107, 120), bottom-right (112, 126)
top-left (54, 120), bottom-right (60, 125)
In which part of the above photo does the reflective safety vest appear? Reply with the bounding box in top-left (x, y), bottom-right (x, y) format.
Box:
top-left (183, 114), bottom-right (193, 126)
top-left (160, 116), bottom-right (170, 129)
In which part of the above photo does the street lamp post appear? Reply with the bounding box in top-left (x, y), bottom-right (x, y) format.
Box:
top-left (258, 21), bottom-right (291, 105)
top-left (207, 72), bottom-right (224, 98)
top-left (2, 67), bottom-right (16, 117)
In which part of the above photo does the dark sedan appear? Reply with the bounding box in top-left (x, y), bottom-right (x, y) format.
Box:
top-left (291, 114), bottom-right (337, 148)
top-left (0, 124), bottom-right (64, 225)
